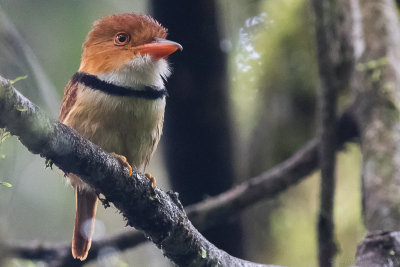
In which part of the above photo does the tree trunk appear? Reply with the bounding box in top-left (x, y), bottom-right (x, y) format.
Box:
top-left (352, 0), bottom-right (400, 231)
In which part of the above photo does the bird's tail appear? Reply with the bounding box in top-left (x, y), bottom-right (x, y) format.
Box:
top-left (72, 187), bottom-right (98, 261)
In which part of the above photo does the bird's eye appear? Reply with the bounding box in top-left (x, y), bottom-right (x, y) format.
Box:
top-left (114, 32), bottom-right (131, 46)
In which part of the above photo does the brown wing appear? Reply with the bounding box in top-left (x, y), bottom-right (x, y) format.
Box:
top-left (59, 79), bottom-right (79, 122)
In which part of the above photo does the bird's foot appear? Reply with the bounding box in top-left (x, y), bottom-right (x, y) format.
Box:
top-left (145, 173), bottom-right (156, 189)
top-left (111, 152), bottom-right (132, 176)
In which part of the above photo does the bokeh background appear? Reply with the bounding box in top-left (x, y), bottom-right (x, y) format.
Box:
top-left (0, 0), bottom-right (365, 266)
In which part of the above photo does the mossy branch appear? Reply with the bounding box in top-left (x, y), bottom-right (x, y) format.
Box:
top-left (0, 75), bottom-right (277, 267)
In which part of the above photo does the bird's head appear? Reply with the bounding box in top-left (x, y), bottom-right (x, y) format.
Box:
top-left (79, 13), bottom-right (182, 87)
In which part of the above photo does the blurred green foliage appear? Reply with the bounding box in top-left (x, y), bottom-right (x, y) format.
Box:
top-left (230, 0), bottom-right (366, 266)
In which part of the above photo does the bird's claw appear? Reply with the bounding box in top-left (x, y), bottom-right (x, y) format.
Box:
top-left (145, 173), bottom-right (156, 189)
top-left (111, 152), bottom-right (133, 176)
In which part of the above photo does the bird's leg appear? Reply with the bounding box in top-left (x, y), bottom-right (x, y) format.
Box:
top-left (145, 173), bottom-right (156, 189)
top-left (110, 152), bottom-right (133, 177)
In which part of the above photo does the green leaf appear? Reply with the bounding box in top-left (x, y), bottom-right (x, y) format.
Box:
top-left (0, 128), bottom-right (10, 144)
top-left (45, 159), bottom-right (53, 169)
top-left (9, 75), bottom-right (28, 85)
top-left (199, 247), bottom-right (207, 258)
top-left (0, 181), bottom-right (12, 187)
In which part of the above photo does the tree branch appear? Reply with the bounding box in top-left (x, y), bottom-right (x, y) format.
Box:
top-left (185, 111), bottom-right (357, 232)
top-left (356, 231), bottom-right (400, 266)
top-left (1, 100), bottom-right (358, 266)
top-left (1, 138), bottom-right (320, 266)
top-left (311, 0), bottom-right (354, 266)
top-left (0, 75), bottom-right (273, 267)
top-left (3, 231), bottom-right (147, 267)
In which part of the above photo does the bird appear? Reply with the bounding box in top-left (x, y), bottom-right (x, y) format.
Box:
top-left (58, 13), bottom-right (182, 261)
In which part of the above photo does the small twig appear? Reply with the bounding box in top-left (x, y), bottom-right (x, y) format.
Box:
top-left (3, 231), bottom-right (146, 267)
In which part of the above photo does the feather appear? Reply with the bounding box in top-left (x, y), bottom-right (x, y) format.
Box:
top-left (72, 187), bottom-right (98, 260)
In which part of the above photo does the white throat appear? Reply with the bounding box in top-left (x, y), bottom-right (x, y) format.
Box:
top-left (97, 55), bottom-right (171, 89)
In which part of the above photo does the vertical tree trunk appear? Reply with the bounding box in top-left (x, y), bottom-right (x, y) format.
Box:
top-left (354, 0), bottom-right (400, 263)
top-left (352, 0), bottom-right (400, 231)
top-left (150, 0), bottom-right (244, 257)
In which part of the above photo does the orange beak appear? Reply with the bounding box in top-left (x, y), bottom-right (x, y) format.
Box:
top-left (136, 38), bottom-right (183, 59)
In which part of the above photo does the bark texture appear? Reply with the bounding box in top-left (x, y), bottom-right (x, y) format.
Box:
top-left (352, 0), bottom-right (400, 231)
top-left (356, 231), bottom-right (400, 266)
top-left (0, 76), bottom-right (270, 267)
top-left (350, 0), bottom-right (400, 264)
top-left (0, 73), bottom-right (360, 266)
top-left (0, 98), bottom-right (357, 266)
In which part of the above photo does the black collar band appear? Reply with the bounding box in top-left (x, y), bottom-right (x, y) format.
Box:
top-left (71, 72), bottom-right (168, 100)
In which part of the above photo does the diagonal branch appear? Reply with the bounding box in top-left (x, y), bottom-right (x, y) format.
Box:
top-left (0, 75), bottom-right (279, 267)
top-left (185, 108), bottom-right (358, 232)
top-left (1, 95), bottom-right (358, 266)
